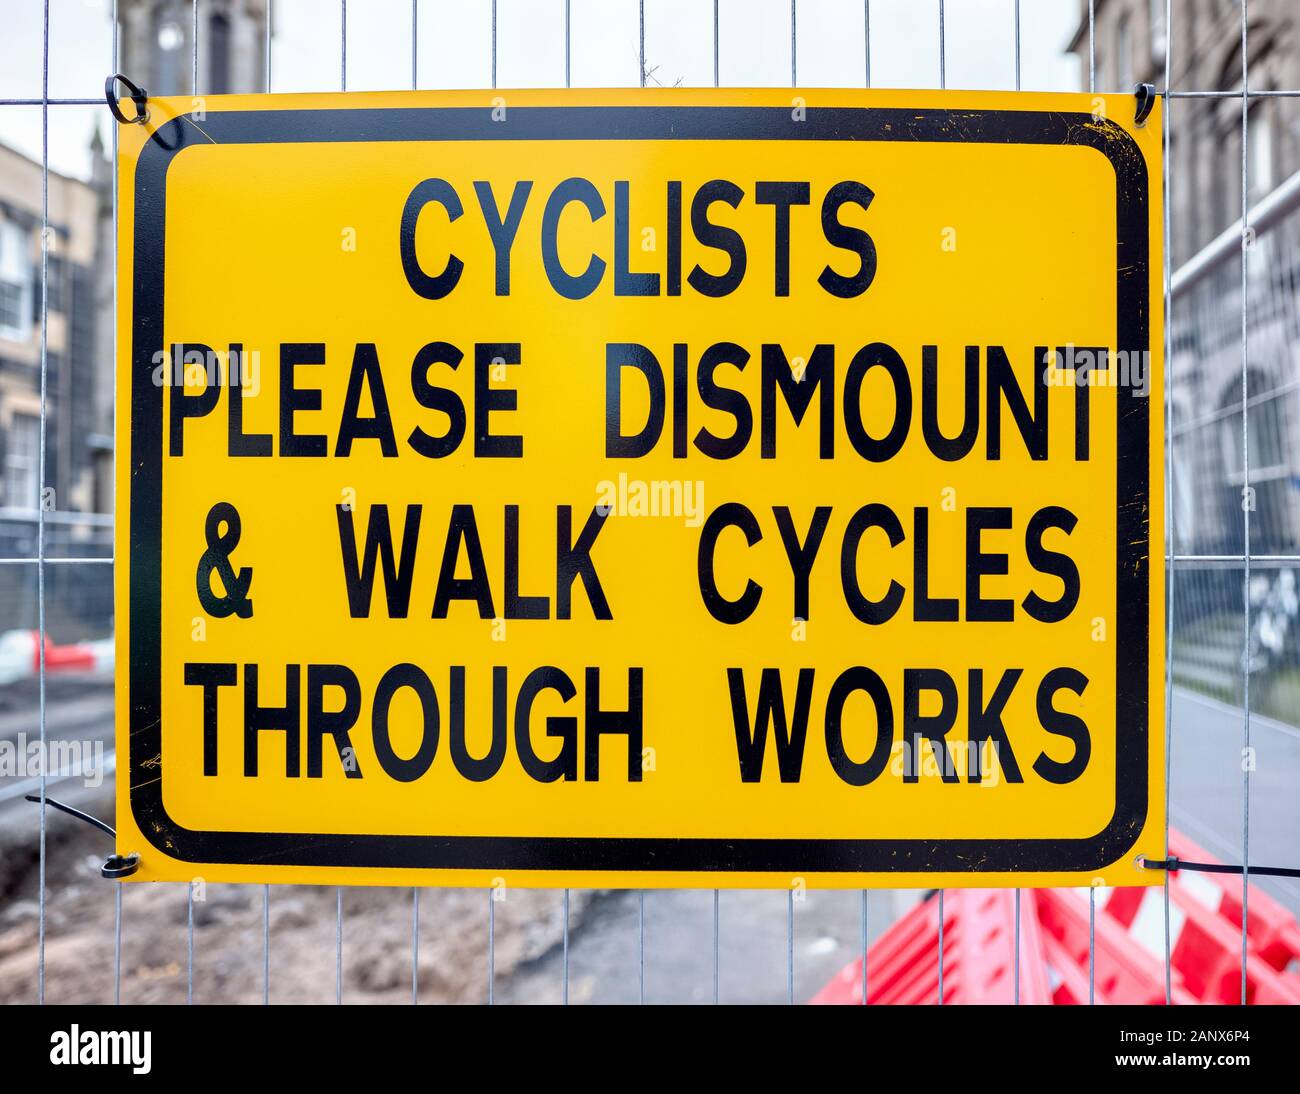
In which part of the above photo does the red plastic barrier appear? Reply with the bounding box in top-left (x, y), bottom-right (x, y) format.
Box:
top-left (810, 829), bottom-right (1300, 1004)
top-left (1168, 832), bottom-right (1300, 975)
top-left (1164, 879), bottom-right (1300, 1004)
top-left (1102, 839), bottom-right (1300, 1002)
top-left (1034, 887), bottom-right (1180, 1005)
top-left (810, 889), bottom-right (1051, 1005)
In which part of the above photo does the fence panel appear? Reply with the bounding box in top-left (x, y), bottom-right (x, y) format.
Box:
top-left (1, 0), bottom-right (1297, 1006)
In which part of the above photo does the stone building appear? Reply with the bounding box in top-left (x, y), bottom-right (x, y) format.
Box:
top-left (1072, 1), bottom-right (1300, 699)
top-left (117, 0), bottom-right (271, 97)
top-left (0, 1), bottom-right (272, 638)
top-left (0, 142), bottom-right (104, 515)
top-left (0, 0), bottom-right (270, 522)
top-left (1070, 0), bottom-right (1300, 267)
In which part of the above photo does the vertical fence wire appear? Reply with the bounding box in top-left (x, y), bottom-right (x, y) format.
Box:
top-left (1161, 0), bottom-right (1175, 1008)
top-left (262, 885), bottom-right (269, 1005)
top-left (860, 891), bottom-right (868, 1005)
top-left (1014, 888), bottom-right (1020, 1005)
top-left (786, 889), bottom-right (794, 1004)
top-left (863, 0), bottom-right (870, 88)
top-left (1088, 0), bottom-right (1095, 93)
top-left (712, 888), bottom-right (720, 1004)
top-left (483, 0), bottom-right (491, 992)
top-left (29, 0), bottom-right (1292, 1013)
top-left (1013, 0), bottom-right (1020, 91)
top-left (187, 887), bottom-right (194, 1004)
top-left (337, 6), bottom-right (348, 1006)
top-left (562, 887), bottom-right (570, 1005)
top-left (561, 0), bottom-right (572, 997)
top-left (787, 6), bottom-right (797, 1005)
top-left (112, 0), bottom-right (122, 1005)
top-left (1237, 0), bottom-right (1252, 1008)
top-left (114, 884), bottom-right (122, 1006)
top-left (1012, 1), bottom-right (1021, 1002)
top-left (1089, 886), bottom-right (1096, 1004)
top-left (487, 889), bottom-right (495, 1005)
top-left (263, 0), bottom-right (274, 1015)
top-left (36, 0), bottom-right (50, 1008)
top-left (409, 3), bottom-right (418, 989)
top-left (192, 0), bottom-right (199, 94)
top-left (713, 0), bottom-right (719, 88)
top-left (937, 889), bottom-right (944, 1004)
top-left (936, 5), bottom-right (945, 1004)
top-left (187, 5), bottom-right (199, 1008)
top-left (1086, 1), bottom-right (1096, 1001)
top-left (713, 2), bottom-right (722, 1008)
top-left (938, 0), bottom-right (945, 90)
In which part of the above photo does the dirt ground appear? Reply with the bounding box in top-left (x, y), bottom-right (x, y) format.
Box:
top-left (0, 800), bottom-right (586, 1004)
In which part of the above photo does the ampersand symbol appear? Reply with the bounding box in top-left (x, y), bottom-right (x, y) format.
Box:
top-left (196, 501), bottom-right (254, 619)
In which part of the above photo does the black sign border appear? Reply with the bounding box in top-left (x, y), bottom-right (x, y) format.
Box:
top-left (128, 104), bottom-right (1151, 875)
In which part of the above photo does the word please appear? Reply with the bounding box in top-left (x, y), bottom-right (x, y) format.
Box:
top-left (164, 339), bottom-right (1112, 462)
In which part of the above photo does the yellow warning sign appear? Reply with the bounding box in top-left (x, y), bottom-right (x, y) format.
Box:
top-left (116, 89), bottom-right (1164, 888)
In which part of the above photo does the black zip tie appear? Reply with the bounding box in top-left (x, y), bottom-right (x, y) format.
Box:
top-left (1134, 82), bottom-right (1156, 126)
top-left (24, 794), bottom-right (139, 879)
top-left (1142, 855), bottom-right (1300, 880)
top-left (104, 73), bottom-right (149, 125)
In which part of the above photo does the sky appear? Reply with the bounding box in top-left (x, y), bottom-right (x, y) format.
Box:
top-left (0, 0), bottom-right (1083, 182)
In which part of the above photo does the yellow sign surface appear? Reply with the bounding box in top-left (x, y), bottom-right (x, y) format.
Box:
top-left (116, 89), bottom-right (1164, 888)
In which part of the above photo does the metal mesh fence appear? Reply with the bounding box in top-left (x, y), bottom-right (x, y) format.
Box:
top-left (1, 0), bottom-right (1298, 1006)
top-left (1170, 203), bottom-right (1300, 722)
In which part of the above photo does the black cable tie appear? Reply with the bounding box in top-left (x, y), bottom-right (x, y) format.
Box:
top-left (104, 73), bottom-right (149, 125)
top-left (24, 794), bottom-right (139, 880)
top-left (1141, 855), bottom-right (1300, 879)
top-left (1134, 82), bottom-right (1156, 126)
top-left (25, 793), bottom-right (114, 837)
top-left (101, 854), bottom-right (140, 880)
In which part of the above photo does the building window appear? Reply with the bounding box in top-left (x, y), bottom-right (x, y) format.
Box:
top-left (210, 12), bottom-right (231, 94)
top-left (1117, 14), bottom-right (1133, 92)
top-left (1247, 103), bottom-right (1274, 204)
top-left (0, 219), bottom-right (32, 341)
top-left (1219, 380), bottom-right (1293, 551)
top-left (1220, 382), bottom-right (1288, 484)
top-left (155, 3), bottom-right (185, 96)
top-left (45, 255), bottom-right (65, 314)
top-left (1149, 0), bottom-right (1167, 64)
top-left (3, 412), bottom-right (40, 510)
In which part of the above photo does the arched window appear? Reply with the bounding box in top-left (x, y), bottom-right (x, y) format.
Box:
top-left (1218, 372), bottom-right (1294, 552)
